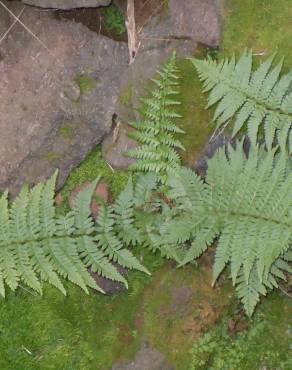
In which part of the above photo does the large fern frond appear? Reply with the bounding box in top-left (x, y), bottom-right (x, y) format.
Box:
top-left (162, 142), bottom-right (292, 315)
top-left (192, 51), bottom-right (292, 153)
top-left (0, 172), bottom-right (149, 297)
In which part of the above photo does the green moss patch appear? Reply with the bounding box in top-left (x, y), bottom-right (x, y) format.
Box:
top-left (75, 74), bottom-right (97, 95)
top-left (140, 256), bottom-right (234, 369)
top-left (176, 59), bottom-right (214, 167)
top-left (220, 0), bottom-right (292, 69)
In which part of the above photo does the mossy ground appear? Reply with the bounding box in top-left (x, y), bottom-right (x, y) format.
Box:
top-left (1, 1), bottom-right (292, 369)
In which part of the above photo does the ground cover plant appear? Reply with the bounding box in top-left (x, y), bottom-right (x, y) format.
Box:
top-left (1, 1), bottom-right (291, 368)
top-left (0, 53), bottom-right (290, 319)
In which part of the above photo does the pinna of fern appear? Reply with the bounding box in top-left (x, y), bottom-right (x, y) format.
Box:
top-left (192, 50), bottom-right (292, 154)
top-left (160, 141), bottom-right (292, 316)
top-left (126, 52), bottom-right (185, 182)
top-left (0, 171), bottom-right (149, 297)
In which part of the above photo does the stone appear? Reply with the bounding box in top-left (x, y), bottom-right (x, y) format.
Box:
top-left (114, 0), bottom-right (221, 124)
top-left (21, 0), bottom-right (111, 9)
top-left (90, 264), bottom-right (128, 295)
top-left (0, 2), bottom-right (128, 195)
top-left (68, 180), bottom-right (109, 218)
top-left (112, 341), bottom-right (175, 370)
top-left (102, 120), bottom-right (138, 170)
top-left (192, 134), bottom-right (251, 176)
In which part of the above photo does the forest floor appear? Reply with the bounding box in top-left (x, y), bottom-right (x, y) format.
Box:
top-left (0, 1), bottom-right (291, 369)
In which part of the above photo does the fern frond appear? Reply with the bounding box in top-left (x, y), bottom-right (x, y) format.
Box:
top-left (163, 141), bottom-right (292, 316)
top-left (126, 52), bottom-right (184, 181)
top-left (192, 51), bottom-right (292, 152)
top-left (0, 172), bottom-right (149, 297)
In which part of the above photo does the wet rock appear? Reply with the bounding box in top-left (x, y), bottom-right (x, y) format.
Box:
top-left (0, 2), bottom-right (128, 195)
top-left (21, 0), bottom-right (111, 9)
top-left (112, 341), bottom-right (175, 370)
top-left (68, 180), bottom-right (109, 218)
top-left (102, 120), bottom-right (138, 170)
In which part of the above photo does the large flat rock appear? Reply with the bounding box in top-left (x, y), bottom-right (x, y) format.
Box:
top-left (0, 2), bottom-right (128, 194)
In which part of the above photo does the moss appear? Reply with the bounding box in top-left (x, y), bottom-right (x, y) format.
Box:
top-left (118, 83), bottom-right (133, 107)
top-left (46, 151), bottom-right (60, 163)
top-left (190, 292), bottom-right (292, 369)
top-left (176, 59), bottom-right (214, 167)
top-left (141, 257), bottom-right (234, 369)
top-left (57, 145), bottom-right (128, 214)
top-left (75, 74), bottom-right (97, 95)
top-left (219, 0), bottom-right (292, 70)
top-left (0, 273), bottom-right (149, 369)
top-left (58, 123), bottom-right (74, 139)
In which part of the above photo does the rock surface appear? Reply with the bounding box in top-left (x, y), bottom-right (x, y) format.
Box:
top-left (0, 2), bottom-right (128, 194)
top-left (112, 341), bottom-right (175, 370)
top-left (102, 120), bottom-right (138, 170)
top-left (21, 0), bottom-right (111, 9)
top-left (114, 0), bottom-right (221, 124)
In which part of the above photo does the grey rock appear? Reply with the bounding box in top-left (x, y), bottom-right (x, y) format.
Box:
top-left (193, 134), bottom-right (251, 176)
top-left (115, 0), bottom-right (221, 47)
top-left (90, 264), bottom-right (128, 295)
top-left (112, 341), bottom-right (175, 370)
top-left (114, 0), bottom-right (220, 125)
top-left (102, 120), bottom-right (138, 170)
top-left (21, 0), bottom-right (111, 9)
top-left (0, 2), bottom-right (128, 195)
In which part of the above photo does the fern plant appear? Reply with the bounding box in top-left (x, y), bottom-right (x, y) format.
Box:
top-left (0, 172), bottom-right (149, 297)
top-left (126, 52), bottom-right (185, 182)
top-left (159, 142), bottom-right (292, 316)
top-left (192, 51), bottom-right (292, 153)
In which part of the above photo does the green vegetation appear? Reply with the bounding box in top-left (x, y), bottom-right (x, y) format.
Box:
top-left (126, 53), bottom-right (185, 181)
top-left (103, 3), bottom-right (126, 35)
top-left (220, 0), bottom-right (292, 67)
top-left (190, 292), bottom-right (292, 369)
top-left (193, 51), bottom-right (292, 152)
top-left (119, 83), bottom-right (133, 106)
top-left (60, 145), bottom-right (128, 202)
top-left (58, 123), bottom-right (74, 139)
top-left (0, 269), bottom-right (153, 369)
top-left (176, 58), bottom-right (214, 166)
top-left (0, 173), bottom-right (150, 297)
top-left (1, 1), bottom-right (291, 368)
top-left (75, 74), bottom-right (96, 95)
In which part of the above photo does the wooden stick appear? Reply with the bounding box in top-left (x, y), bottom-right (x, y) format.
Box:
top-left (126, 0), bottom-right (139, 64)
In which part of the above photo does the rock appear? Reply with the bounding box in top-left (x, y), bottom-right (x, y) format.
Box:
top-left (0, 2), bottom-right (128, 195)
top-left (90, 264), bottom-right (128, 295)
top-left (115, 0), bottom-right (221, 46)
top-left (192, 134), bottom-right (251, 176)
top-left (21, 0), bottom-right (111, 9)
top-left (114, 0), bottom-right (221, 124)
top-left (112, 341), bottom-right (175, 370)
top-left (68, 180), bottom-right (109, 218)
top-left (102, 120), bottom-right (138, 170)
